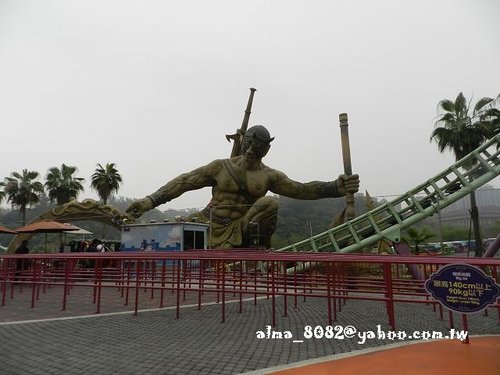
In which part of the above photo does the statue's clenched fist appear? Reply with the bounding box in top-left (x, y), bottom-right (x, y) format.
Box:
top-left (336, 174), bottom-right (360, 196)
top-left (125, 197), bottom-right (154, 220)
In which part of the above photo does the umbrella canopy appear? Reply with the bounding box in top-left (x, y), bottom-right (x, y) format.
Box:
top-left (14, 220), bottom-right (82, 253)
top-left (64, 227), bottom-right (93, 242)
top-left (0, 225), bottom-right (18, 234)
top-left (15, 220), bottom-right (80, 233)
top-left (65, 228), bottom-right (93, 235)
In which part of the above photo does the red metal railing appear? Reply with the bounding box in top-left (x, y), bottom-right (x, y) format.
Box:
top-left (1, 251), bottom-right (499, 332)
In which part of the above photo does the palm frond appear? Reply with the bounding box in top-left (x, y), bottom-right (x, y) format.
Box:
top-left (455, 92), bottom-right (467, 117)
top-left (438, 99), bottom-right (454, 112)
top-left (435, 112), bottom-right (456, 125)
top-left (474, 97), bottom-right (494, 113)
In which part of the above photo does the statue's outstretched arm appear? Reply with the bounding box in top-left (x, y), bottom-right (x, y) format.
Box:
top-left (126, 160), bottom-right (221, 219)
top-left (269, 170), bottom-right (359, 200)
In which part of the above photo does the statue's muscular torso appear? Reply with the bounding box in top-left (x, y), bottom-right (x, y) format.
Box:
top-left (207, 157), bottom-right (278, 220)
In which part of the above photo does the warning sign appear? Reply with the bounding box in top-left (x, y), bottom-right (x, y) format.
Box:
top-left (425, 263), bottom-right (500, 313)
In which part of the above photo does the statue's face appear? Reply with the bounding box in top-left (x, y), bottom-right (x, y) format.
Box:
top-left (241, 135), bottom-right (270, 160)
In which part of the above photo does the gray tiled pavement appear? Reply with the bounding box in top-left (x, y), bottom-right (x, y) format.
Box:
top-left (0, 286), bottom-right (499, 375)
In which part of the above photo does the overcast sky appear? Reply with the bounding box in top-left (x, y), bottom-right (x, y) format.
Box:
top-left (1, 0), bottom-right (499, 210)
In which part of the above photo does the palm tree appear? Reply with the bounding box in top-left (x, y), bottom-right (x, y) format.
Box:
top-left (480, 94), bottom-right (500, 138)
top-left (3, 169), bottom-right (45, 225)
top-left (404, 227), bottom-right (434, 254)
top-left (430, 92), bottom-right (498, 257)
top-left (45, 164), bottom-right (85, 205)
top-left (91, 163), bottom-right (123, 205)
top-left (0, 182), bottom-right (5, 204)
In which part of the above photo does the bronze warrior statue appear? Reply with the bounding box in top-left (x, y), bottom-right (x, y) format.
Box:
top-left (126, 125), bottom-right (360, 248)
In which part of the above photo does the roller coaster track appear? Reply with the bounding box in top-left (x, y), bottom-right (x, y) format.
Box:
top-left (277, 134), bottom-right (500, 253)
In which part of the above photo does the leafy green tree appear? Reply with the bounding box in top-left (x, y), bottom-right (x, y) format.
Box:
top-left (91, 163), bottom-right (123, 205)
top-left (403, 227), bottom-right (434, 254)
top-left (0, 182), bottom-right (5, 204)
top-left (45, 164), bottom-right (85, 205)
top-left (3, 169), bottom-right (44, 225)
top-left (430, 92), bottom-right (498, 256)
top-left (480, 94), bottom-right (500, 138)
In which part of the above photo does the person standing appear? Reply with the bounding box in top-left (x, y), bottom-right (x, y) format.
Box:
top-left (15, 240), bottom-right (30, 280)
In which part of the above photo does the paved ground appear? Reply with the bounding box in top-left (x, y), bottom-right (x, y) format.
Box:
top-left (0, 284), bottom-right (499, 374)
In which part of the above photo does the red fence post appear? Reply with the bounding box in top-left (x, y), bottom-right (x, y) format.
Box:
top-left (134, 260), bottom-right (141, 316)
top-left (62, 258), bottom-right (70, 311)
top-left (30, 259), bottom-right (38, 308)
top-left (462, 314), bottom-right (469, 344)
top-left (198, 259), bottom-right (204, 310)
top-left (160, 259), bottom-right (166, 308)
top-left (253, 265), bottom-right (257, 306)
top-left (176, 259), bottom-right (181, 319)
top-left (150, 260), bottom-right (156, 299)
top-left (271, 260), bottom-right (276, 328)
top-left (1, 258), bottom-right (9, 306)
top-left (327, 261), bottom-right (332, 325)
top-left (96, 258), bottom-right (103, 314)
top-left (383, 263), bottom-right (396, 331)
top-left (332, 263), bottom-right (337, 322)
top-left (283, 261), bottom-right (288, 318)
top-left (221, 259), bottom-right (226, 323)
top-left (293, 263), bottom-right (298, 309)
top-left (239, 260), bottom-right (243, 314)
top-left (125, 259), bottom-right (131, 306)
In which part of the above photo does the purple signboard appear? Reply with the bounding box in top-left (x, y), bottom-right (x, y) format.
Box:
top-left (425, 263), bottom-right (500, 313)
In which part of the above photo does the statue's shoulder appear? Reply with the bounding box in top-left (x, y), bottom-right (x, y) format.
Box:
top-left (260, 163), bottom-right (284, 178)
top-left (260, 162), bottom-right (278, 173)
top-left (223, 156), bottom-right (245, 168)
top-left (210, 158), bottom-right (227, 166)
top-left (196, 158), bottom-right (225, 175)
top-left (263, 164), bottom-right (288, 183)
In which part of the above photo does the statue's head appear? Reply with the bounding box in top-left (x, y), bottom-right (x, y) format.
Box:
top-left (241, 125), bottom-right (274, 160)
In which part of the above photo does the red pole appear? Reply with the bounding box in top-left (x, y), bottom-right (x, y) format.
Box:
top-left (239, 261), bottom-right (243, 314)
top-left (119, 259), bottom-right (125, 296)
top-left (30, 259), bottom-right (37, 308)
top-left (283, 261), bottom-right (288, 318)
top-left (383, 263), bottom-right (396, 330)
top-left (150, 260), bottom-right (156, 300)
top-left (160, 260), bottom-right (166, 308)
top-left (449, 310), bottom-right (454, 329)
top-left (216, 260), bottom-right (220, 304)
top-left (176, 260), bottom-right (181, 319)
top-left (294, 263), bottom-right (298, 308)
top-left (198, 259), bottom-right (203, 310)
top-left (333, 263), bottom-right (337, 322)
top-left (125, 260), bottom-right (131, 306)
top-left (327, 262), bottom-right (332, 325)
top-left (62, 259), bottom-right (70, 311)
top-left (134, 260), bottom-right (141, 316)
top-left (254, 265), bottom-right (257, 306)
top-left (92, 258), bottom-right (98, 305)
top-left (221, 260), bottom-right (226, 323)
top-left (462, 314), bottom-right (469, 344)
top-left (1, 258), bottom-right (9, 306)
top-left (96, 259), bottom-right (103, 314)
top-left (271, 261), bottom-right (276, 327)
